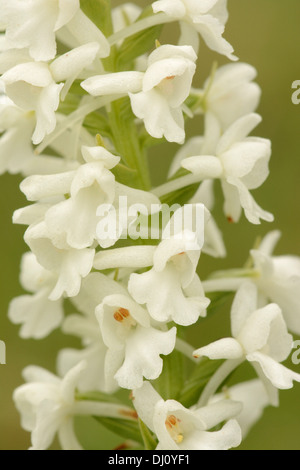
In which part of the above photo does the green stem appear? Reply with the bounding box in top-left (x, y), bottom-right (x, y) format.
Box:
top-left (109, 98), bottom-right (151, 190)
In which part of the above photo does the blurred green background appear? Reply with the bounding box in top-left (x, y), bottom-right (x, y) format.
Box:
top-left (1, 0), bottom-right (300, 450)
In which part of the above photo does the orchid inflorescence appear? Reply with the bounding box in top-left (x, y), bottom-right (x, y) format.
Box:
top-left (1, 0), bottom-right (300, 450)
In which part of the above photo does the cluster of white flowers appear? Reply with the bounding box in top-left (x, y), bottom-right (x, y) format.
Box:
top-left (1, 0), bottom-right (300, 450)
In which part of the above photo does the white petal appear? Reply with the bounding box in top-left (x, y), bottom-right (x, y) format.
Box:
top-left (196, 400), bottom-right (243, 430)
top-left (133, 381), bottom-right (162, 432)
top-left (231, 282), bottom-right (258, 338)
top-left (226, 176), bottom-right (274, 225)
top-left (19, 252), bottom-right (50, 293)
top-left (2, 61), bottom-right (53, 90)
top-left (178, 20), bottom-right (199, 52)
top-left (168, 136), bottom-right (205, 178)
top-left (181, 155), bottom-right (223, 178)
top-left (82, 71), bottom-right (144, 96)
top-left (115, 326), bottom-right (177, 389)
top-left (57, 344), bottom-right (106, 393)
top-left (203, 216), bottom-right (226, 258)
top-left (81, 145), bottom-right (120, 167)
top-left (0, 114), bottom-right (35, 175)
top-left (217, 113), bottom-right (262, 155)
top-left (50, 42), bottom-right (100, 82)
top-left (152, 0), bottom-right (186, 18)
top-left (32, 82), bottom-right (64, 145)
top-left (188, 419), bottom-right (241, 450)
top-left (61, 360), bottom-right (87, 404)
top-left (194, 15), bottom-right (237, 61)
top-left (13, 203), bottom-right (51, 226)
top-left (56, 0), bottom-right (80, 30)
top-left (129, 266), bottom-right (208, 326)
top-left (22, 366), bottom-right (60, 385)
top-left (2, 0), bottom-right (60, 61)
top-left (217, 380), bottom-right (270, 438)
top-left (239, 305), bottom-right (293, 361)
top-left (32, 402), bottom-right (65, 450)
top-left (65, 9), bottom-right (110, 58)
top-left (258, 230), bottom-right (281, 256)
top-left (8, 290), bottom-right (63, 339)
top-left (49, 248), bottom-right (95, 300)
top-left (247, 352), bottom-right (300, 390)
top-left (221, 179), bottom-right (242, 222)
top-left (20, 171), bottom-right (75, 201)
top-left (129, 88), bottom-right (185, 144)
top-left (221, 138), bottom-right (271, 188)
top-left (94, 246), bottom-right (155, 270)
top-left (194, 338), bottom-right (244, 360)
top-left (206, 63), bottom-right (261, 130)
top-left (72, 272), bottom-right (127, 317)
top-left (57, 418), bottom-right (82, 450)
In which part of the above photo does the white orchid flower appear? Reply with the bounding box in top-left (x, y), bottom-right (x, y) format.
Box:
top-left (189, 181), bottom-right (226, 258)
top-left (24, 221), bottom-right (95, 301)
top-left (203, 231), bottom-right (300, 335)
top-left (20, 145), bottom-right (160, 250)
top-left (152, 0), bottom-right (236, 60)
top-left (211, 380), bottom-right (270, 439)
top-left (194, 282), bottom-right (300, 405)
top-left (57, 273), bottom-right (113, 393)
top-left (1, 61), bottom-right (63, 145)
top-left (1, 43), bottom-right (101, 144)
top-left (40, 147), bottom-right (119, 250)
top-left (0, 101), bottom-right (84, 176)
top-left (82, 45), bottom-right (197, 144)
top-left (0, 0), bottom-right (110, 61)
top-left (128, 45), bottom-right (197, 144)
top-left (251, 231), bottom-right (300, 335)
top-left (19, 145), bottom-right (119, 250)
top-left (181, 113), bottom-right (274, 224)
top-left (13, 361), bottom-right (138, 450)
top-left (169, 141), bottom-right (226, 258)
top-left (96, 291), bottom-right (177, 391)
top-left (133, 381), bottom-right (242, 450)
top-left (128, 228), bottom-right (210, 326)
top-left (8, 252), bottom-right (64, 339)
top-left (0, 103), bottom-right (36, 174)
top-left (200, 62), bottom-right (261, 131)
top-left (0, 0), bottom-right (80, 60)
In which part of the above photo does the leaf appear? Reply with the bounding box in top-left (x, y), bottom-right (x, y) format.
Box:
top-left (160, 183), bottom-right (200, 206)
top-left (80, 0), bottom-right (113, 37)
top-left (83, 112), bottom-right (112, 140)
top-left (138, 419), bottom-right (158, 450)
top-left (153, 349), bottom-right (185, 401)
top-left (93, 416), bottom-right (143, 445)
top-left (206, 291), bottom-right (233, 317)
top-left (178, 358), bottom-right (224, 408)
top-left (116, 6), bottom-right (163, 70)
